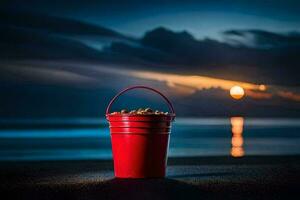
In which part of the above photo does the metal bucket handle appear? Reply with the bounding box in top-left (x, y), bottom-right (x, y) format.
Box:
top-left (106, 85), bottom-right (175, 115)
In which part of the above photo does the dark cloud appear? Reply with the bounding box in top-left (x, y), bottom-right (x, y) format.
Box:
top-left (0, 11), bottom-right (127, 38)
top-left (1, 12), bottom-right (299, 85)
top-left (109, 27), bottom-right (300, 85)
top-left (0, 27), bottom-right (102, 60)
top-left (1, 12), bottom-right (300, 117)
top-left (0, 11), bottom-right (137, 61)
top-left (224, 29), bottom-right (300, 48)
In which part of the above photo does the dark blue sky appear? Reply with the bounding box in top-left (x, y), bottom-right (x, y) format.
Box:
top-left (2, 0), bottom-right (300, 39)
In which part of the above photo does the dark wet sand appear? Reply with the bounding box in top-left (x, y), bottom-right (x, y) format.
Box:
top-left (1, 156), bottom-right (300, 200)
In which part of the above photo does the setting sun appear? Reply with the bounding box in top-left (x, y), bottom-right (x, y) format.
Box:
top-left (230, 86), bottom-right (245, 100)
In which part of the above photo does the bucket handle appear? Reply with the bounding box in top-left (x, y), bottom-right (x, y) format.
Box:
top-left (106, 85), bottom-right (175, 115)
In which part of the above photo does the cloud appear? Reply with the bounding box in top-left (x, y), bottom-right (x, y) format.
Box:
top-left (1, 11), bottom-right (299, 86)
top-left (278, 91), bottom-right (300, 102)
top-left (0, 11), bottom-right (137, 61)
top-left (0, 11), bottom-right (127, 39)
top-left (4, 59), bottom-right (299, 103)
top-left (130, 70), bottom-right (300, 102)
top-left (245, 90), bottom-right (272, 99)
top-left (223, 29), bottom-right (300, 48)
top-left (108, 27), bottom-right (300, 85)
top-left (131, 70), bottom-right (263, 90)
top-left (1, 60), bottom-right (300, 118)
top-left (0, 26), bottom-right (105, 60)
top-left (130, 71), bottom-right (300, 102)
top-left (130, 70), bottom-right (271, 99)
top-left (1, 64), bottom-right (97, 86)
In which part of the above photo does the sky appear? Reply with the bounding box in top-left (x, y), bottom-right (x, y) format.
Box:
top-left (0, 0), bottom-right (300, 118)
top-left (2, 0), bottom-right (300, 39)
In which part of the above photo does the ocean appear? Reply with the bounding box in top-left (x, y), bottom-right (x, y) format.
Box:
top-left (1, 117), bottom-right (300, 161)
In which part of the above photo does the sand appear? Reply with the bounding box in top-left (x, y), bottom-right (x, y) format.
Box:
top-left (1, 156), bottom-right (300, 199)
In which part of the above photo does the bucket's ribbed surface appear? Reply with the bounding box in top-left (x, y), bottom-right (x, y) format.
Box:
top-left (107, 114), bottom-right (175, 178)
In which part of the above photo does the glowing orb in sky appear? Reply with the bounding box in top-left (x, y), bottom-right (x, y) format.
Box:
top-left (230, 86), bottom-right (245, 100)
top-left (259, 84), bottom-right (266, 91)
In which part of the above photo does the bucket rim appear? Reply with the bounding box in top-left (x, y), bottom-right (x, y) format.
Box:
top-left (106, 113), bottom-right (175, 122)
top-left (106, 113), bottom-right (176, 117)
top-left (110, 132), bottom-right (170, 135)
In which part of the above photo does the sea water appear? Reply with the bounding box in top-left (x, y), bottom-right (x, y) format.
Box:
top-left (0, 118), bottom-right (300, 161)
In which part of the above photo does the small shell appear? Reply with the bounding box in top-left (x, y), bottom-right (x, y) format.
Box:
top-left (141, 111), bottom-right (148, 115)
top-left (144, 108), bottom-right (153, 113)
top-left (155, 110), bottom-right (160, 115)
top-left (121, 109), bottom-right (129, 114)
top-left (137, 111), bottom-right (143, 115)
top-left (129, 110), bottom-right (136, 114)
top-left (117, 108), bottom-right (167, 115)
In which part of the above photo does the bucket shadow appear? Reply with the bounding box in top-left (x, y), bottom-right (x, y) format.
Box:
top-left (82, 178), bottom-right (219, 200)
top-left (13, 178), bottom-right (220, 200)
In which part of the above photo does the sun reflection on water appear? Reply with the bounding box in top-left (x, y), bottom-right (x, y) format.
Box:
top-left (230, 117), bottom-right (245, 157)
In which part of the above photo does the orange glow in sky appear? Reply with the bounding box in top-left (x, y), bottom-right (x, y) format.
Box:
top-left (131, 70), bottom-right (264, 94)
top-left (129, 70), bottom-right (300, 102)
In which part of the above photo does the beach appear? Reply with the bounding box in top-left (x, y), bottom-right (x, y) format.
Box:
top-left (1, 155), bottom-right (300, 200)
top-left (2, 1), bottom-right (300, 199)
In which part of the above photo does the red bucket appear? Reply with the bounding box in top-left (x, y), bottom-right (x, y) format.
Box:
top-left (106, 86), bottom-right (175, 178)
